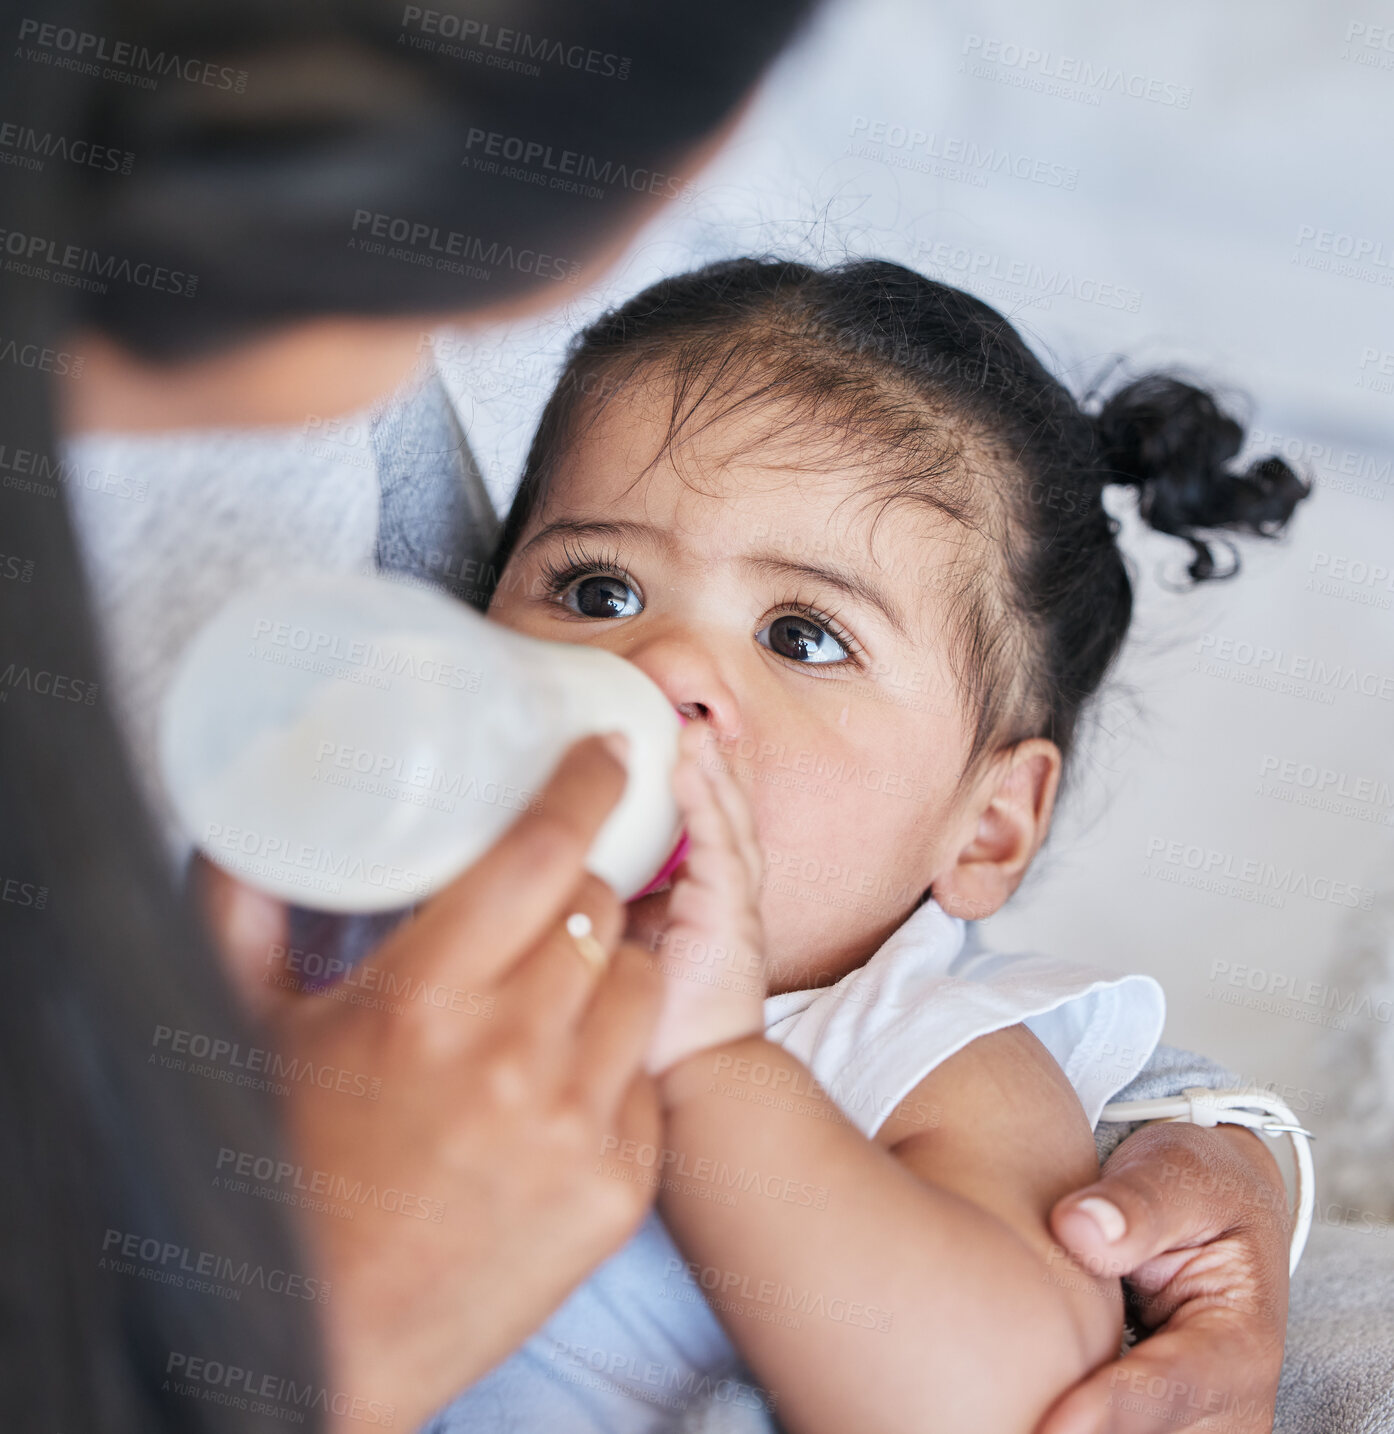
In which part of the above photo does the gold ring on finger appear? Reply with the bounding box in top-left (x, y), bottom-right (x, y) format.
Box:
top-left (565, 911), bottom-right (609, 974)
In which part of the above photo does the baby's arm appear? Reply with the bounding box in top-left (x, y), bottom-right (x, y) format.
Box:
top-left (660, 1028), bottom-right (1121, 1434)
top-left (650, 740), bottom-right (1121, 1434)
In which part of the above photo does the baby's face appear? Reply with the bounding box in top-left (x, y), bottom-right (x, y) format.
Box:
top-left (489, 387), bottom-right (983, 993)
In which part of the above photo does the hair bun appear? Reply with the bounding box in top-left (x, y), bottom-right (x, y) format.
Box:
top-left (1094, 375), bottom-right (1311, 581)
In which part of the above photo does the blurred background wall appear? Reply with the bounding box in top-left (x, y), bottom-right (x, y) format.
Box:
top-left (435, 0), bottom-right (1394, 1205)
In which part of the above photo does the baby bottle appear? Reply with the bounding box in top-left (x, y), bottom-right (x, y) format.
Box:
top-left (159, 572), bottom-right (684, 913)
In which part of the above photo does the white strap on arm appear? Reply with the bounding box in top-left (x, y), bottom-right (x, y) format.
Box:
top-left (1098, 1087), bottom-right (1314, 1276)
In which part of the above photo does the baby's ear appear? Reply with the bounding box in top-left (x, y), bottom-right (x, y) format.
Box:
top-left (931, 739), bottom-right (1060, 922)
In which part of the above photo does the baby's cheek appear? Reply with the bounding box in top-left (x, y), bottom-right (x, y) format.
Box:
top-left (753, 804), bottom-right (887, 976)
top-left (755, 775), bottom-right (944, 988)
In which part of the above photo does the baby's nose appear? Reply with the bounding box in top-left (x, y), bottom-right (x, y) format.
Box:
top-left (620, 625), bottom-right (739, 737)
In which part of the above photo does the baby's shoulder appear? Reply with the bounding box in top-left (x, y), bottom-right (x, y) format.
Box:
top-left (876, 1023), bottom-right (1095, 1180)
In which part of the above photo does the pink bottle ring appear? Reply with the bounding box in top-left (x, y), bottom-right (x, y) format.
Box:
top-left (628, 708), bottom-right (692, 901)
top-left (630, 830), bottom-right (690, 901)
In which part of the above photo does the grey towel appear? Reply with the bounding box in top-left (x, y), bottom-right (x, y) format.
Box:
top-left (1277, 1223), bottom-right (1394, 1432)
top-left (373, 362), bottom-right (499, 609)
top-left (1093, 1042), bottom-right (1243, 1163)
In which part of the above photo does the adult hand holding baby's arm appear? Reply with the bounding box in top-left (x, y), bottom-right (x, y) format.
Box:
top-left (1040, 1121), bottom-right (1289, 1434)
top-left (196, 735), bottom-right (664, 1433)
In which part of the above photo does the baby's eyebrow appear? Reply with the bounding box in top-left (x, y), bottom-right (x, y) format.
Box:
top-left (745, 554), bottom-right (909, 639)
top-left (516, 517), bottom-right (671, 557)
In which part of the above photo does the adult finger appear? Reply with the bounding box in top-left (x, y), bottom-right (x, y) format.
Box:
top-left (497, 873), bottom-right (626, 1038)
top-left (573, 942), bottom-right (664, 1119)
top-left (372, 732), bottom-right (629, 993)
top-left (1034, 1305), bottom-right (1280, 1434)
top-left (589, 1073), bottom-right (665, 1241)
top-left (1048, 1121), bottom-right (1285, 1285)
top-left (190, 855), bottom-right (296, 1024)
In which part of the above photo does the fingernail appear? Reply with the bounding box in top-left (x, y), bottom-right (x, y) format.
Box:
top-left (1075, 1196), bottom-right (1127, 1243)
top-left (600, 731), bottom-right (630, 765)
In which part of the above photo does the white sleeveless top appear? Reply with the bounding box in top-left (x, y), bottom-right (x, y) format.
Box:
top-left (426, 898), bottom-right (1165, 1434)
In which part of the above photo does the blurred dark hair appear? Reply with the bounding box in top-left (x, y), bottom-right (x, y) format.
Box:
top-left (0, 3), bottom-right (814, 1429)
top-left (492, 258), bottom-right (1311, 778)
top-left (40, 0), bottom-right (815, 358)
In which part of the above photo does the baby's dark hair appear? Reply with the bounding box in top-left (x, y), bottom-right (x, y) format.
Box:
top-left (492, 258), bottom-right (1310, 777)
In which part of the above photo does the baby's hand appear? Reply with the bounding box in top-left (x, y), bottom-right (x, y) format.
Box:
top-left (644, 724), bottom-right (767, 1074)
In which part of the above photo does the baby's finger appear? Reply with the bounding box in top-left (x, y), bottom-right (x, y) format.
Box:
top-left (671, 751), bottom-right (732, 874)
top-left (670, 768), bottom-right (749, 904)
top-left (703, 762), bottom-right (763, 895)
top-left (678, 719), bottom-right (711, 768)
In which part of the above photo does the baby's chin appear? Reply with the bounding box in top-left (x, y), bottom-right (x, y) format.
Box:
top-left (621, 883), bottom-right (856, 999)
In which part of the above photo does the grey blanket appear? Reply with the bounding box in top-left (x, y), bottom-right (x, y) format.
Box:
top-left (1278, 1224), bottom-right (1394, 1432)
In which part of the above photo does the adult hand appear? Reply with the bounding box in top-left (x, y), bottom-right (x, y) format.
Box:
top-left (195, 735), bottom-right (664, 1432)
top-left (1038, 1122), bottom-right (1290, 1434)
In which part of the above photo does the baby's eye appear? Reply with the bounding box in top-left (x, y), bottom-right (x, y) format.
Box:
top-left (757, 614), bottom-right (850, 665)
top-left (559, 573), bottom-right (642, 620)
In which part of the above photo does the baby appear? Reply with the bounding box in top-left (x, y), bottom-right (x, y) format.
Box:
top-left (431, 259), bottom-right (1307, 1434)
